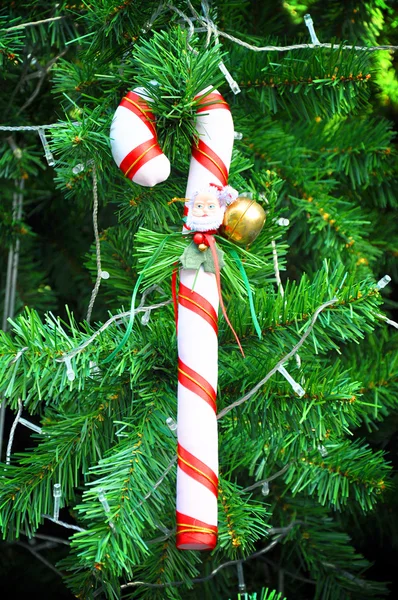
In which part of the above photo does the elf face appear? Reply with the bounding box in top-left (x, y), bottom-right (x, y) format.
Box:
top-left (187, 191), bottom-right (225, 232)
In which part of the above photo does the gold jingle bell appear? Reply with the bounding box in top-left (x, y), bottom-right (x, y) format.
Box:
top-left (221, 197), bottom-right (266, 246)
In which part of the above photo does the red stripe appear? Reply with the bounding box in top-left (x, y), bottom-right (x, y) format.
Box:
top-left (176, 511), bottom-right (218, 532)
top-left (192, 139), bottom-right (228, 186)
top-left (178, 358), bottom-right (217, 413)
top-left (178, 282), bottom-right (218, 335)
top-left (177, 443), bottom-right (218, 496)
top-left (120, 91), bottom-right (157, 138)
top-left (196, 92), bottom-right (230, 113)
top-left (119, 139), bottom-right (163, 180)
top-left (176, 511), bottom-right (217, 550)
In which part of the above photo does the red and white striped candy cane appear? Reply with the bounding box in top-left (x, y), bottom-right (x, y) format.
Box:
top-left (111, 84), bottom-right (234, 550)
top-left (176, 86), bottom-right (234, 550)
top-left (110, 87), bottom-right (170, 187)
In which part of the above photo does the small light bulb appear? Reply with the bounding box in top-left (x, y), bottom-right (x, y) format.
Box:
top-left (72, 163), bottom-right (85, 175)
top-left (100, 271), bottom-right (110, 280)
top-left (317, 444), bottom-right (328, 457)
top-left (278, 365), bottom-right (305, 397)
top-left (53, 483), bottom-right (62, 521)
top-left (376, 275), bottom-right (391, 290)
top-left (261, 481), bottom-right (270, 496)
top-left (38, 128), bottom-right (55, 167)
top-left (141, 309), bottom-right (151, 326)
top-left (166, 417), bottom-right (177, 432)
top-left (293, 382), bottom-right (306, 397)
top-left (304, 13), bottom-right (320, 45)
top-left (98, 488), bottom-right (110, 513)
top-left (19, 418), bottom-right (42, 434)
top-left (277, 218), bottom-right (290, 226)
top-left (7, 137), bottom-right (22, 159)
top-left (237, 561), bottom-right (246, 592)
top-left (64, 356), bottom-right (75, 381)
top-left (218, 61), bottom-right (241, 95)
top-left (89, 361), bottom-right (101, 377)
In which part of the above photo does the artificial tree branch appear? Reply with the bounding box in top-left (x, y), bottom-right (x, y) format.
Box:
top-left (217, 297), bottom-right (338, 419)
top-left (121, 521), bottom-right (298, 590)
top-left (17, 48), bottom-right (68, 114)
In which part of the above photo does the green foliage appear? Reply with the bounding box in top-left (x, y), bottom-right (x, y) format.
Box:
top-left (131, 28), bottom-right (226, 164)
top-left (273, 497), bottom-right (389, 599)
top-left (0, 14), bottom-right (25, 67)
top-left (0, 1), bottom-right (397, 599)
top-left (230, 590), bottom-right (286, 600)
top-left (230, 43), bottom-right (373, 120)
top-left (284, 439), bottom-right (391, 511)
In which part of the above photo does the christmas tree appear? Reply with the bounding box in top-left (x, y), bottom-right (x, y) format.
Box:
top-left (1, 1), bottom-right (398, 598)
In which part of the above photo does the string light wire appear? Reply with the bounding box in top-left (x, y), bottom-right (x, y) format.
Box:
top-left (5, 398), bottom-right (23, 465)
top-left (121, 521), bottom-right (298, 590)
top-left (263, 195), bottom-right (304, 393)
top-left (0, 180), bottom-right (24, 461)
top-left (375, 313), bottom-right (398, 329)
top-left (217, 297), bottom-right (338, 420)
top-left (2, 2), bottom-right (397, 51)
top-left (4, 16), bottom-right (66, 31)
top-left (242, 464), bottom-right (290, 493)
top-left (55, 299), bottom-right (172, 364)
top-left (174, 2), bottom-right (398, 52)
top-left (42, 515), bottom-right (86, 532)
top-left (0, 122), bottom-right (77, 131)
top-left (86, 165), bottom-right (102, 324)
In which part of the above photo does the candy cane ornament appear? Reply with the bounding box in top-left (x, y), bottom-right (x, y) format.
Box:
top-left (111, 84), bottom-right (235, 552)
top-left (176, 86), bottom-right (235, 551)
top-left (110, 87), bottom-right (170, 187)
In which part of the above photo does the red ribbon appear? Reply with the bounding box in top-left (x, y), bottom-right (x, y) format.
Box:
top-left (204, 234), bottom-right (245, 357)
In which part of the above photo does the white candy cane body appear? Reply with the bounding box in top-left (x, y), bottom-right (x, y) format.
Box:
top-left (176, 86), bottom-right (234, 550)
top-left (110, 87), bottom-right (170, 187)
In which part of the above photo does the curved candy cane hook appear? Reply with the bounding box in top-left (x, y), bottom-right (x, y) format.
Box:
top-left (110, 86), bottom-right (171, 187)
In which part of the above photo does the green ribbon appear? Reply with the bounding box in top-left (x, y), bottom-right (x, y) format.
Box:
top-left (230, 249), bottom-right (262, 340)
top-left (102, 233), bottom-right (178, 364)
top-left (102, 234), bottom-right (261, 364)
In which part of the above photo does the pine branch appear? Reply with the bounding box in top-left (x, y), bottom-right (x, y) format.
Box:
top-left (284, 438), bottom-right (390, 511)
top-left (0, 398), bottom-right (121, 535)
top-left (230, 42), bottom-right (373, 119)
top-left (272, 495), bottom-right (389, 599)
